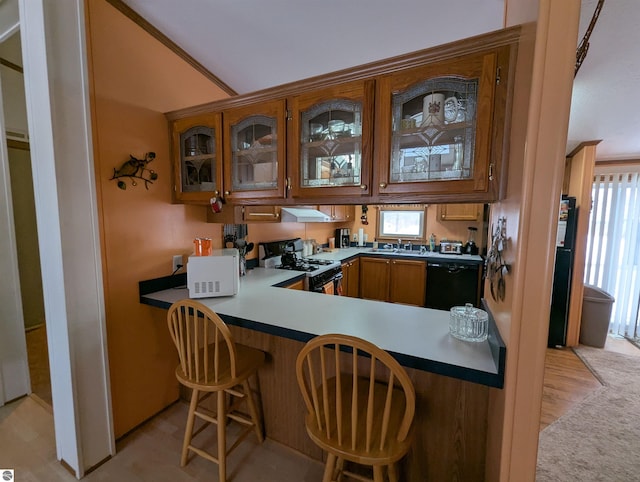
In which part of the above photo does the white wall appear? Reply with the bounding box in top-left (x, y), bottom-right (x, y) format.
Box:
top-left (19, 0), bottom-right (114, 477)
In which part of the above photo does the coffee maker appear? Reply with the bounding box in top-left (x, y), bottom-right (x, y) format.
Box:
top-left (335, 228), bottom-right (351, 248)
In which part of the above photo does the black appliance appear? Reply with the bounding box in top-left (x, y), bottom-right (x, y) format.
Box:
top-left (307, 265), bottom-right (344, 294)
top-left (335, 228), bottom-right (351, 248)
top-left (548, 196), bottom-right (578, 347)
top-left (424, 260), bottom-right (481, 310)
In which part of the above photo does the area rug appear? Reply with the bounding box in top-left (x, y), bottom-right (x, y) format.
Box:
top-left (536, 346), bottom-right (640, 481)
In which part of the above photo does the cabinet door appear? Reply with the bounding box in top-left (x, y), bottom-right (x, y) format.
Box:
top-left (359, 257), bottom-right (390, 301)
top-left (341, 258), bottom-right (360, 298)
top-left (285, 279), bottom-right (305, 290)
top-left (223, 99), bottom-right (286, 201)
top-left (374, 48), bottom-right (506, 200)
top-left (318, 205), bottom-right (356, 222)
top-left (171, 113), bottom-right (223, 203)
top-left (389, 259), bottom-right (426, 306)
top-left (242, 205), bottom-right (281, 222)
top-left (438, 203), bottom-right (482, 221)
top-left (288, 79), bottom-right (374, 199)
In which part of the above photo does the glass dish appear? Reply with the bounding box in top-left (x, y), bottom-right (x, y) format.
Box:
top-left (449, 303), bottom-right (488, 342)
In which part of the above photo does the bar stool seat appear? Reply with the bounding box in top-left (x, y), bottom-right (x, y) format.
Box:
top-left (167, 299), bottom-right (265, 482)
top-left (296, 333), bottom-right (416, 482)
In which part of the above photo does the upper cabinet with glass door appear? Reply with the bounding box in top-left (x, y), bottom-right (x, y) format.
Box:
top-left (374, 47), bottom-right (510, 201)
top-left (288, 80), bottom-right (374, 199)
top-left (171, 113), bottom-right (223, 204)
top-left (223, 100), bottom-right (286, 201)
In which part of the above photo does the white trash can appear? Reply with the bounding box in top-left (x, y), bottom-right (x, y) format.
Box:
top-left (579, 285), bottom-right (615, 348)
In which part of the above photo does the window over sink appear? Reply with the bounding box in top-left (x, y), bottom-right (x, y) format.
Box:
top-left (376, 205), bottom-right (426, 242)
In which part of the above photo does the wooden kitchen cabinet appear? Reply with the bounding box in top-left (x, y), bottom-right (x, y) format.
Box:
top-left (341, 258), bottom-right (360, 297)
top-left (285, 279), bottom-right (305, 290)
top-left (167, 28), bottom-right (517, 205)
top-left (438, 203), bottom-right (482, 221)
top-left (318, 205), bottom-right (355, 222)
top-left (170, 113), bottom-right (224, 203)
top-left (359, 257), bottom-right (390, 301)
top-left (359, 256), bottom-right (426, 306)
top-left (287, 79), bottom-right (374, 200)
top-left (389, 258), bottom-right (426, 306)
top-left (223, 99), bottom-right (287, 201)
top-left (241, 205), bottom-right (281, 222)
top-left (373, 45), bottom-right (513, 202)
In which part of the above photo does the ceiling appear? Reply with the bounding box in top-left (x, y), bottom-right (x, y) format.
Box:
top-left (2, 1), bottom-right (637, 162)
top-left (117, 0), bottom-right (635, 163)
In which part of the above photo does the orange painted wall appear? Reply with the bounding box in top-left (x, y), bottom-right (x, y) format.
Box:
top-left (86, 0), bottom-right (230, 437)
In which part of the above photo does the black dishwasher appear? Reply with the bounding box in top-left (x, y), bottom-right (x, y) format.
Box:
top-left (425, 260), bottom-right (481, 310)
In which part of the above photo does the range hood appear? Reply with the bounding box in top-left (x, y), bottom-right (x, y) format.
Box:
top-left (280, 207), bottom-right (331, 223)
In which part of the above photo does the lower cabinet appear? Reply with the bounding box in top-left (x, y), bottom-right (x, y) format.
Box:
top-left (285, 279), bottom-right (305, 290)
top-left (389, 258), bottom-right (426, 306)
top-left (359, 257), bottom-right (426, 306)
top-left (341, 258), bottom-right (360, 298)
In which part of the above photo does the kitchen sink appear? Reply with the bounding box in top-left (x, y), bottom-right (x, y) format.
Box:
top-left (367, 248), bottom-right (428, 257)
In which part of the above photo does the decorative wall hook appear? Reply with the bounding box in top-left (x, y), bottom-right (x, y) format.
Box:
top-left (110, 152), bottom-right (158, 190)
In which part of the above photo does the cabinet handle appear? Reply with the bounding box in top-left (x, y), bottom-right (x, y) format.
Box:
top-left (360, 184), bottom-right (367, 190)
top-left (488, 164), bottom-right (494, 181)
top-left (213, 190), bottom-right (219, 196)
top-left (224, 190), bottom-right (230, 195)
top-left (379, 182), bottom-right (387, 188)
top-left (386, 260), bottom-right (390, 264)
top-left (286, 177), bottom-right (292, 190)
top-left (249, 212), bottom-right (278, 218)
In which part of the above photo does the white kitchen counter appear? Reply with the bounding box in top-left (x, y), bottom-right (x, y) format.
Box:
top-left (307, 246), bottom-right (483, 264)
top-left (140, 265), bottom-right (504, 387)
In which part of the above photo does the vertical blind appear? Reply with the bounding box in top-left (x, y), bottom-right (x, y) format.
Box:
top-left (585, 169), bottom-right (640, 337)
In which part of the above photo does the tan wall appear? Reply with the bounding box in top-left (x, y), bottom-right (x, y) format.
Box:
top-left (485, 1), bottom-right (581, 480)
top-left (86, 0), bottom-right (230, 437)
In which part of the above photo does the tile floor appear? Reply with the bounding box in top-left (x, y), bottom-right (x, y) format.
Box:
top-left (0, 396), bottom-right (324, 481)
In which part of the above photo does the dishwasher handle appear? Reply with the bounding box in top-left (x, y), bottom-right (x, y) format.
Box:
top-left (428, 262), bottom-right (472, 273)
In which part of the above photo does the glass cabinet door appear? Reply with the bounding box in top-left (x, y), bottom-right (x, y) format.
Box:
top-left (180, 126), bottom-right (217, 192)
top-left (391, 77), bottom-right (477, 182)
top-left (289, 80), bottom-right (373, 198)
top-left (375, 51), bottom-right (498, 197)
top-left (300, 99), bottom-right (362, 188)
top-left (223, 100), bottom-right (286, 200)
top-left (171, 113), bottom-right (223, 203)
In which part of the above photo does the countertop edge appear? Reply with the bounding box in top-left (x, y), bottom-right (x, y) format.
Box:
top-left (139, 272), bottom-right (505, 389)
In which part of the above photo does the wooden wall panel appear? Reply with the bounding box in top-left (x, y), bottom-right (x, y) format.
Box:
top-left (227, 325), bottom-right (489, 481)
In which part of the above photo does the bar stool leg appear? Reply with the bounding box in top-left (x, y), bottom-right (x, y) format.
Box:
top-left (373, 465), bottom-right (384, 482)
top-left (242, 379), bottom-right (263, 442)
top-left (217, 390), bottom-right (227, 482)
top-left (388, 463), bottom-right (398, 482)
top-left (323, 453), bottom-right (337, 482)
top-left (181, 388), bottom-right (199, 466)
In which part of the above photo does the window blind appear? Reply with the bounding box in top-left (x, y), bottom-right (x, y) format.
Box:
top-left (585, 170), bottom-right (640, 337)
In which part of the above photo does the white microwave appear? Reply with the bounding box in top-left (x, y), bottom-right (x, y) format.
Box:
top-left (187, 248), bottom-right (239, 299)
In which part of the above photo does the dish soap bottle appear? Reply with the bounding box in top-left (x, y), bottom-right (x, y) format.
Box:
top-left (429, 233), bottom-right (436, 252)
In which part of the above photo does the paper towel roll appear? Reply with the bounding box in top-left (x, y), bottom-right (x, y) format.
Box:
top-left (358, 228), bottom-right (364, 247)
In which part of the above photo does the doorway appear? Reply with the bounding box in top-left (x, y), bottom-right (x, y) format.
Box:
top-left (2, 33), bottom-right (50, 406)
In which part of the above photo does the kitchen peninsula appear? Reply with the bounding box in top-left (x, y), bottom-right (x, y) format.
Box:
top-left (140, 248), bottom-right (504, 481)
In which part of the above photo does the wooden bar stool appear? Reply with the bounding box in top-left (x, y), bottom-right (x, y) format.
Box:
top-left (296, 333), bottom-right (415, 482)
top-left (167, 299), bottom-right (265, 481)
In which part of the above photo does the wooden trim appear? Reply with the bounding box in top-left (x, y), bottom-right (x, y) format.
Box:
top-left (165, 25), bottom-right (522, 120)
top-left (104, 0), bottom-right (237, 96)
top-left (0, 57), bottom-right (23, 74)
top-left (7, 139), bottom-right (30, 150)
top-left (566, 140), bottom-right (600, 158)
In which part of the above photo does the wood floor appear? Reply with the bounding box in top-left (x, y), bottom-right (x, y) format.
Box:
top-left (10, 331), bottom-right (639, 480)
top-left (539, 335), bottom-right (640, 431)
